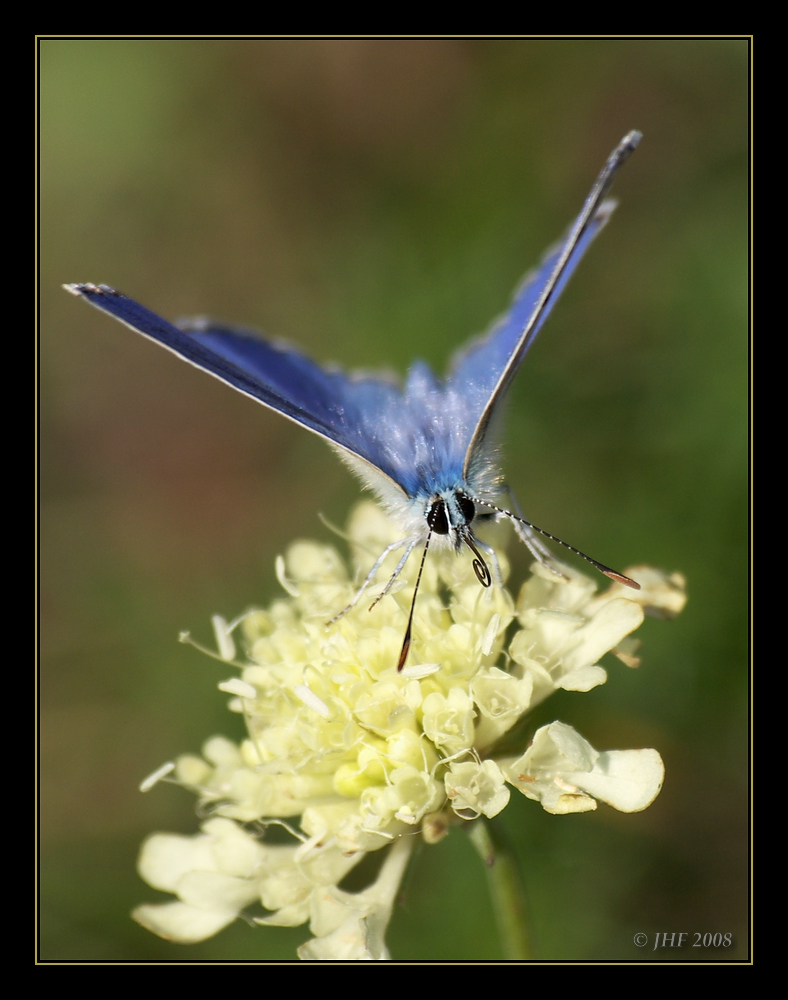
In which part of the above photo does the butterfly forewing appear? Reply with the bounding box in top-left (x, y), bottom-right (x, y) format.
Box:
top-left (459, 131), bottom-right (642, 475)
top-left (64, 284), bottom-right (411, 491)
top-left (66, 132), bottom-right (641, 508)
top-left (447, 200), bottom-right (616, 471)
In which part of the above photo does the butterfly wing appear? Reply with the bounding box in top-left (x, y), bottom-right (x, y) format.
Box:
top-left (448, 201), bottom-right (615, 441)
top-left (65, 133), bottom-right (640, 506)
top-left (452, 131), bottom-right (642, 478)
top-left (63, 283), bottom-right (410, 494)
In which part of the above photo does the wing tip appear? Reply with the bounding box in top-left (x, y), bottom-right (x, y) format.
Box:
top-left (63, 282), bottom-right (120, 298)
top-left (606, 131), bottom-right (643, 177)
top-left (622, 129), bottom-right (643, 151)
top-left (594, 198), bottom-right (618, 222)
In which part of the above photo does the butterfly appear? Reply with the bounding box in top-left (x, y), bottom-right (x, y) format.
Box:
top-left (65, 131), bottom-right (642, 670)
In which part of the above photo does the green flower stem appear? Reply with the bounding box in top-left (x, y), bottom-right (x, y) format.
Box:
top-left (468, 818), bottom-right (535, 960)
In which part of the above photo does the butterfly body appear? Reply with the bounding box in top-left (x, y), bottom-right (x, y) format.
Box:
top-left (323, 362), bottom-right (504, 551)
top-left (65, 132), bottom-right (643, 664)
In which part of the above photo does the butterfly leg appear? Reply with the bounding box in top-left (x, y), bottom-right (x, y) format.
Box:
top-left (368, 536), bottom-right (421, 610)
top-left (328, 535), bottom-right (418, 624)
top-left (502, 485), bottom-right (567, 577)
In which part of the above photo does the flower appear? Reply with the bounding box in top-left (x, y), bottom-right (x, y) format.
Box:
top-left (134, 502), bottom-right (686, 958)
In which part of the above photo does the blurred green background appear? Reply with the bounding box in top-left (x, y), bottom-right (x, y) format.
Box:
top-left (40, 39), bottom-right (748, 961)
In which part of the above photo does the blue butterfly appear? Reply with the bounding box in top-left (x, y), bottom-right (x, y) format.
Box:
top-left (65, 131), bottom-right (642, 669)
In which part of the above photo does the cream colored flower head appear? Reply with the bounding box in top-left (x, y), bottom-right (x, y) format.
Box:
top-left (134, 502), bottom-right (686, 958)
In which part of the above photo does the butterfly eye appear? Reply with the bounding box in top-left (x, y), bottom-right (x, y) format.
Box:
top-left (427, 499), bottom-right (449, 534)
top-left (457, 494), bottom-right (475, 526)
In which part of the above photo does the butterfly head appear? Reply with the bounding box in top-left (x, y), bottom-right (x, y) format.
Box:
top-left (426, 490), bottom-right (476, 545)
top-left (424, 489), bottom-right (492, 589)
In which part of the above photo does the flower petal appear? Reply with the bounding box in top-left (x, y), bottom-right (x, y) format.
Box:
top-left (572, 749), bottom-right (665, 812)
top-left (137, 833), bottom-right (219, 892)
top-left (556, 665), bottom-right (608, 692)
top-left (132, 901), bottom-right (238, 943)
top-left (176, 870), bottom-right (260, 912)
top-left (298, 913), bottom-right (383, 960)
top-left (445, 760), bottom-right (510, 819)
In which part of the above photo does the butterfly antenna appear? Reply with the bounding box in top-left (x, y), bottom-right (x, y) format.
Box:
top-left (470, 498), bottom-right (640, 590)
top-left (397, 528), bottom-right (435, 672)
top-left (463, 532), bottom-right (492, 587)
